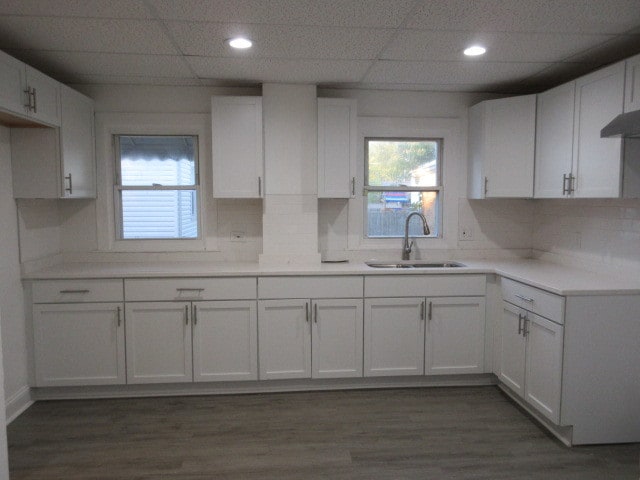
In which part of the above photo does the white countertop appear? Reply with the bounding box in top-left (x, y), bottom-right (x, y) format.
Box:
top-left (22, 258), bottom-right (640, 296)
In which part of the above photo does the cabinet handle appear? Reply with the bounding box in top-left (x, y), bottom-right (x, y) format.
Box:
top-left (117, 306), bottom-right (121, 327)
top-left (515, 294), bottom-right (534, 303)
top-left (562, 174), bottom-right (569, 195)
top-left (314, 303), bottom-right (318, 323)
top-left (23, 87), bottom-right (32, 110)
top-left (65, 173), bottom-right (73, 194)
top-left (258, 176), bottom-right (262, 196)
top-left (305, 302), bottom-right (309, 322)
top-left (176, 288), bottom-right (205, 292)
top-left (351, 177), bottom-right (355, 197)
top-left (420, 301), bottom-right (425, 320)
top-left (185, 305), bottom-right (189, 325)
top-left (484, 176), bottom-right (488, 196)
top-left (517, 313), bottom-right (523, 335)
top-left (428, 301), bottom-right (432, 321)
top-left (193, 305), bottom-right (197, 325)
top-left (32, 87), bottom-right (37, 113)
top-left (523, 316), bottom-right (530, 337)
top-left (569, 174), bottom-right (575, 194)
top-left (59, 289), bottom-right (89, 294)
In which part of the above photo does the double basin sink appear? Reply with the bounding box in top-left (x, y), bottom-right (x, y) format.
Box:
top-left (366, 261), bottom-right (466, 269)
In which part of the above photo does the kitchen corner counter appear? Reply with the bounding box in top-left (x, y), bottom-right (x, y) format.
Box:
top-left (21, 258), bottom-right (640, 296)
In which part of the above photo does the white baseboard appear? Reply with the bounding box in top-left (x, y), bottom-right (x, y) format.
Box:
top-left (5, 386), bottom-right (33, 425)
top-left (33, 374), bottom-right (496, 401)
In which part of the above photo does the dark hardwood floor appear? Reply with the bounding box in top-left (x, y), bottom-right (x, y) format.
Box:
top-left (7, 386), bottom-right (640, 479)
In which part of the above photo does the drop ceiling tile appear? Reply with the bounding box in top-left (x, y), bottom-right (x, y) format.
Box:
top-left (186, 56), bottom-right (373, 83)
top-left (0, 16), bottom-right (178, 54)
top-left (382, 30), bottom-right (615, 63)
top-left (405, 0), bottom-right (640, 34)
top-left (0, 0), bottom-right (151, 18)
top-left (364, 60), bottom-right (551, 85)
top-left (561, 35), bottom-right (640, 64)
top-left (149, 0), bottom-right (416, 27)
top-left (9, 50), bottom-right (193, 78)
top-left (166, 21), bottom-right (394, 60)
top-left (64, 75), bottom-right (205, 86)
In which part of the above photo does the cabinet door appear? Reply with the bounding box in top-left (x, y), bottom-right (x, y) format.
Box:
top-left (125, 302), bottom-right (193, 384)
top-left (484, 95), bottom-right (536, 198)
top-left (364, 298), bottom-right (425, 377)
top-left (498, 302), bottom-right (526, 396)
top-left (524, 313), bottom-right (564, 424)
top-left (534, 82), bottom-right (575, 198)
top-left (59, 86), bottom-right (96, 198)
top-left (624, 53), bottom-right (640, 112)
top-left (212, 96), bottom-right (263, 198)
top-left (25, 66), bottom-right (60, 126)
top-left (311, 299), bottom-right (363, 378)
top-left (573, 62), bottom-right (625, 198)
top-left (425, 296), bottom-right (485, 375)
top-left (317, 98), bottom-right (356, 198)
top-left (33, 303), bottom-right (125, 386)
top-left (258, 299), bottom-right (311, 380)
top-left (192, 301), bottom-right (257, 382)
top-left (0, 51), bottom-right (27, 117)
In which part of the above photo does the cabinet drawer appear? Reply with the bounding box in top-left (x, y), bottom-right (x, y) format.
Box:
top-left (258, 276), bottom-right (363, 299)
top-left (125, 277), bottom-right (256, 301)
top-left (502, 278), bottom-right (565, 323)
top-left (32, 279), bottom-right (124, 303)
top-left (365, 275), bottom-right (485, 298)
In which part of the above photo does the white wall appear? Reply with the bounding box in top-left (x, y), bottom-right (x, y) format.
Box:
top-left (0, 127), bottom-right (31, 419)
top-left (533, 198), bottom-right (640, 270)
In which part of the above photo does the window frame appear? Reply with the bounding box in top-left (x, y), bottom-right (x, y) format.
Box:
top-left (347, 116), bottom-right (461, 252)
top-left (113, 133), bottom-right (202, 242)
top-left (363, 136), bottom-right (443, 239)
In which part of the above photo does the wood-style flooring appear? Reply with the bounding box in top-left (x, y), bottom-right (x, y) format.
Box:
top-left (7, 386), bottom-right (640, 479)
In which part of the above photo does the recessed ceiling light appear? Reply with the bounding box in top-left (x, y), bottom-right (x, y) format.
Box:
top-left (227, 37), bottom-right (253, 49)
top-left (463, 45), bottom-right (486, 56)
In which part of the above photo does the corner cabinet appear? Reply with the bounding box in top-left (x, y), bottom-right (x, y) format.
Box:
top-left (317, 98), bottom-right (357, 198)
top-left (211, 96), bottom-right (264, 198)
top-left (11, 86), bottom-right (96, 199)
top-left (467, 95), bottom-right (536, 199)
top-left (534, 61), bottom-right (625, 198)
top-left (624, 52), bottom-right (640, 113)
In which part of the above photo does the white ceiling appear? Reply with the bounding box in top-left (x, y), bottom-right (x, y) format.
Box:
top-left (1, 0), bottom-right (640, 93)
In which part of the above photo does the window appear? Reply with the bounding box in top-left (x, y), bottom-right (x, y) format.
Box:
top-left (364, 138), bottom-right (441, 238)
top-left (114, 135), bottom-right (199, 240)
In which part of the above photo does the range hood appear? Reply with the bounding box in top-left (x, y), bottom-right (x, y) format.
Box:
top-left (601, 109), bottom-right (640, 138)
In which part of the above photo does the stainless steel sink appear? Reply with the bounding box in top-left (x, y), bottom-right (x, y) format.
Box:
top-left (366, 261), bottom-right (466, 269)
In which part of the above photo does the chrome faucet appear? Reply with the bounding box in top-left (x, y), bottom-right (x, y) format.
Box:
top-left (402, 212), bottom-right (430, 260)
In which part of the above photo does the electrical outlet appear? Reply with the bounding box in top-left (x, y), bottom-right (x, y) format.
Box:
top-left (459, 226), bottom-right (474, 241)
top-left (230, 231), bottom-right (246, 242)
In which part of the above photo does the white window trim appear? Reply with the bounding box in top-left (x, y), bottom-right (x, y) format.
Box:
top-left (348, 116), bottom-right (462, 251)
top-left (95, 113), bottom-right (218, 253)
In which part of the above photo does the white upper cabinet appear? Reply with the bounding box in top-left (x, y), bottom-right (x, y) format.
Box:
top-left (572, 62), bottom-right (625, 198)
top-left (11, 86), bottom-right (96, 199)
top-left (534, 82), bottom-right (576, 198)
top-left (624, 53), bottom-right (640, 112)
top-left (317, 98), bottom-right (356, 198)
top-left (211, 96), bottom-right (264, 198)
top-left (0, 51), bottom-right (60, 127)
top-left (0, 50), bottom-right (27, 118)
top-left (24, 66), bottom-right (60, 126)
top-left (467, 95), bottom-right (536, 199)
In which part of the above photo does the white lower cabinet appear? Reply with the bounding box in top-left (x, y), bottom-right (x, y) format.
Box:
top-left (499, 301), bottom-right (563, 423)
top-left (258, 298), bottom-right (363, 380)
top-left (425, 296), bottom-right (485, 375)
top-left (193, 301), bottom-right (257, 382)
top-left (125, 302), bottom-right (193, 384)
top-left (364, 298), bottom-right (425, 376)
top-left (33, 303), bottom-right (125, 387)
